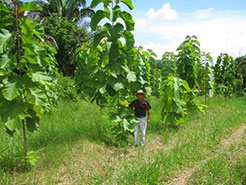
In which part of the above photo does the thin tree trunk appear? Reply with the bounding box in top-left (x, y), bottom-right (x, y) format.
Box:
top-left (117, 92), bottom-right (120, 127)
top-left (22, 119), bottom-right (27, 161)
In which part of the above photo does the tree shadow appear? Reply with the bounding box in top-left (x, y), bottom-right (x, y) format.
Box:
top-left (0, 154), bottom-right (31, 174)
top-left (148, 120), bottom-right (180, 134)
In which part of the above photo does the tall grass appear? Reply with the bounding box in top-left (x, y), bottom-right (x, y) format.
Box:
top-left (0, 96), bottom-right (245, 184)
top-left (0, 100), bottom-right (111, 170)
top-left (97, 96), bottom-right (246, 184)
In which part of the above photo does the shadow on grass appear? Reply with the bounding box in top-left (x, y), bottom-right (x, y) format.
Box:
top-left (148, 120), bottom-right (179, 134)
top-left (0, 153), bottom-right (31, 174)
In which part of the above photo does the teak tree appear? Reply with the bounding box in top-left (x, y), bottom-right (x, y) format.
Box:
top-left (0, 0), bottom-right (58, 160)
top-left (75, 0), bottom-right (155, 146)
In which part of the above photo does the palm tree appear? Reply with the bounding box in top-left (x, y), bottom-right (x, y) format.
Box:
top-left (34, 0), bottom-right (94, 23)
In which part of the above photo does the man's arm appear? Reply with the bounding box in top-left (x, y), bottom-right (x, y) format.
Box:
top-left (119, 100), bottom-right (135, 109)
top-left (118, 103), bottom-right (130, 108)
top-left (123, 104), bottom-right (130, 108)
top-left (147, 110), bottom-right (150, 124)
top-left (144, 101), bottom-right (151, 124)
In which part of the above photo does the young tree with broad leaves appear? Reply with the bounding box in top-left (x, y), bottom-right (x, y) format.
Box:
top-left (0, 0), bottom-right (58, 161)
top-left (75, 0), bottom-right (155, 146)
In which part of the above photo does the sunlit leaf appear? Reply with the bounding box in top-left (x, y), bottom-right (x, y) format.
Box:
top-left (113, 82), bottom-right (124, 91)
top-left (0, 29), bottom-right (12, 53)
top-left (19, 2), bottom-right (42, 13)
top-left (90, 0), bottom-right (111, 8)
top-left (126, 71), bottom-right (136, 83)
top-left (2, 76), bottom-right (21, 101)
top-left (29, 87), bottom-right (47, 106)
top-left (119, 11), bottom-right (135, 31)
top-left (121, 0), bottom-right (134, 10)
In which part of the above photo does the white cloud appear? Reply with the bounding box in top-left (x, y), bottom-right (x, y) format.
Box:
top-left (136, 41), bottom-right (180, 58)
top-left (194, 8), bottom-right (214, 20)
top-left (146, 18), bottom-right (246, 59)
top-left (135, 18), bottom-right (148, 31)
top-left (134, 4), bottom-right (246, 60)
top-left (146, 3), bottom-right (178, 21)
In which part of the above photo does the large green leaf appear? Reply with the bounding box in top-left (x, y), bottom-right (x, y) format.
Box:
top-left (19, 2), bottom-right (42, 13)
top-left (20, 18), bottom-right (34, 36)
top-left (93, 31), bottom-right (108, 49)
top-left (33, 22), bottom-right (44, 41)
top-left (126, 71), bottom-right (136, 83)
top-left (0, 68), bottom-right (5, 76)
top-left (111, 114), bottom-right (122, 123)
top-left (113, 82), bottom-right (124, 91)
top-left (91, 10), bottom-right (107, 31)
top-left (123, 118), bottom-right (133, 132)
top-left (107, 42), bottom-right (119, 61)
top-left (32, 71), bottom-right (51, 85)
top-left (145, 86), bottom-right (152, 96)
top-left (106, 85), bottom-right (117, 96)
top-left (27, 109), bottom-right (40, 123)
top-left (108, 59), bottom-right (122, 74)
top-left (104, 23), bottom-right (114, 40)
top-left (4, 118), bottom-right (18, 133)
top-left (0, 29), bottom-right (12, 53)
top-left (29, 87), bottom-right (47, 106)
top-left (119, 11), bottom-right (135, 31)
top-left (0, 53), bottom-right (16, 73)
top-left (126, 115), bottom-right (139, 124)
top-left (2, 76), bottom-right (22, 101)
top-left (121, 0), bottom-right (134, 10)
top-left (90, 0), bottom-right (110, 8)
top-left (0, 101), bottom-right (29, 131)
top-left (111, 5), bottom-right (121, 22)
top-left (0, 54), bottom-right (10, 69)
top-left (20, 19), bottom-right (44, 41)
top-left (182, 80), bottom-right (191, 92)
top-left (104, 22), bottom-right (124, 42)
top-left (26, 117), bottom-right (37, 132)
top-left (114, 22), bottom-right (124, 39)
top-left (0, 2), bottom-right (13, 14)
top-left (123, 30), bottom-right (134, 49)
top-left (0, 14), bottom-right (14, 29)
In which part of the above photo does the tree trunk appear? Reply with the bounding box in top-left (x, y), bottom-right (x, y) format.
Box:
top-left (22, 119), bottom-right (27, 162)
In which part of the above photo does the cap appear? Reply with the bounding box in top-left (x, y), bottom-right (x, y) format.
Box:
top-left (136, 90), bottom-right (145, 95)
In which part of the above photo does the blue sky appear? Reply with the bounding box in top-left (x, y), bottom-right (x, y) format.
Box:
top-left (78, 0), bottom-right (246, 59)
top-left (131, 0), bottom-right (246, 12)
top-left (24, 0), bottom-right (246, 59)
top-left (124, 0), bottom-right (246, 59)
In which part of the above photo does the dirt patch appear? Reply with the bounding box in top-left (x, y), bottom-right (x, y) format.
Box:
top-left (167, 124), bottom-right (246, 185)
top-left (53, 134), bottom-right (176, 184)
top-left (6, 133), bottom-right (177, 185)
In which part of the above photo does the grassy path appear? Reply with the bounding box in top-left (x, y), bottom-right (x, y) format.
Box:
top-left (1, 96), bottom-right (246, 184)
top-left (168, 124), bottom-right (246, 185)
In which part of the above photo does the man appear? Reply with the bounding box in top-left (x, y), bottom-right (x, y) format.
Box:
top-left (119, 90), bottom-right (151, 147)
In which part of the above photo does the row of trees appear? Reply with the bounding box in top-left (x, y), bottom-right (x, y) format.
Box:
top-left (0, 0), bottom-right (245, 163)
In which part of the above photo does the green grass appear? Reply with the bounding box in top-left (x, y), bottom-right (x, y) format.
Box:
top-left (188, 136), bottom-right (246, 185)
top-left (0, 100), bottom-right (111, 171)
top-left (0, 96), bottom-right (246, 184)
top-left (90, 96), bottom-right (246, 184)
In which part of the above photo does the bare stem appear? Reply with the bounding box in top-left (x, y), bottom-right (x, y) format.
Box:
top-left (22, 119), bottom-right (27, 162)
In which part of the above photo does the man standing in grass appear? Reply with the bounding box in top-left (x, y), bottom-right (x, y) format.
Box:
top-left (119, 90), bottom-right (151, 147)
